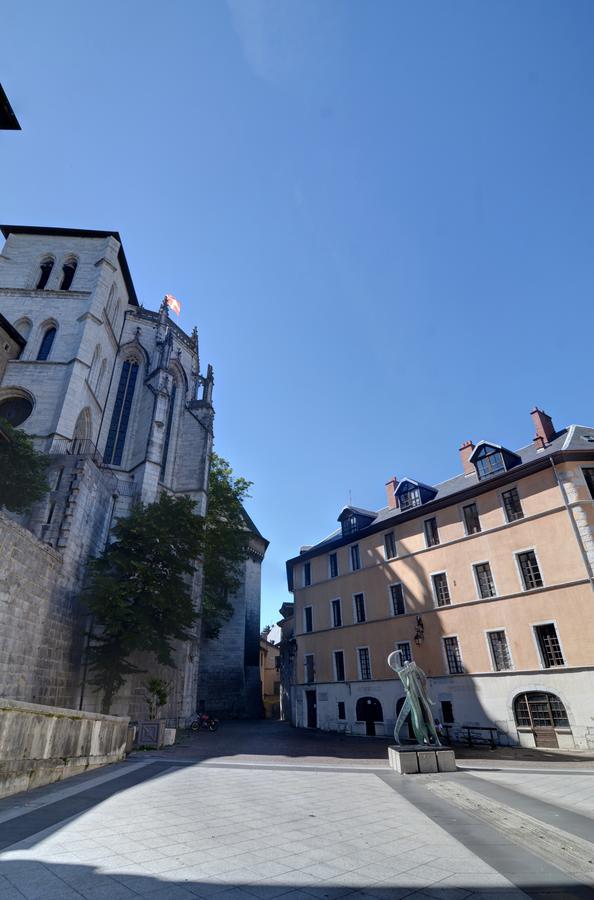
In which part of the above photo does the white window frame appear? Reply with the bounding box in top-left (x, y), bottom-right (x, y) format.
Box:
top-left (484, 627), bottom-right (514, 672)
top-left (303, 605), bottom-right (313, 633)
top-left (356, 645), bottom-right (372, 680)
top-left (384, 531), bottom-right (397, 560)
top-left (442, 634), bottom-right (464, 675)
top-left (330, 597), bottom-right (342, 628)
top-left (430, 570), bottom-right (452, 607)
top-left (472, 559), bottom-right (498, 600)
top-left (530, 619), bottom-right (566, 670)
top-left (304, 653), bottom-right (315, 683)
top-left (328, 552), bottom-right (339, 579)
top-left (388, 581), bottom-right (406, 616)
top-left (394, 640), bottom-right (413, 664)
top-left (514, 547), bottom-right (545, 592)
top-left (350, 543), bottom-right (361, 571)
top-left (499, 484), bottom-right (524, 524)
top-left (352, 591), bottom-right (366, 623)
top-left (333, 648), bottom-right (346, 682)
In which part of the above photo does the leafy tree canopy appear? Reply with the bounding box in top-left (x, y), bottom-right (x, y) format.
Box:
top-left (202, 453), bottom-right (253, 639)
top-left (0, 418), bottom-right (49, 513)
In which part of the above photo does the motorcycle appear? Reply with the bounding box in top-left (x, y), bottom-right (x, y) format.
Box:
top-left (190, 713), bottom-right (219, 733)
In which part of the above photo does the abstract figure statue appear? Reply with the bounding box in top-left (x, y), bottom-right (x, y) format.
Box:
top-left (388, 650), bottom-right (442, 747)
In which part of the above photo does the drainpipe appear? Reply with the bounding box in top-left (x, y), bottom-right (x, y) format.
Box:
top-left (550, 458), bottom-right (594, 591)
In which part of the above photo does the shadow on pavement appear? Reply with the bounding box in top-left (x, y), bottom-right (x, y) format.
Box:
top-left (0, 860), bottom-right (592, 900)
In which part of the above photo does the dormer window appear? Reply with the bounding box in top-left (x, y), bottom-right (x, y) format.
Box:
top-left (474, 445), bottom-right (505, 479)
top-left (399, 486), bottom-right (421, 510)
top-left (343, 514), bottom-right (358, 535)
top-left (338, 506), bottom-right (375, 537)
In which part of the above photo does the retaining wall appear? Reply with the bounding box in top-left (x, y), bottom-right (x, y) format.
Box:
top-left (0, 697), bottom-right (129, 798)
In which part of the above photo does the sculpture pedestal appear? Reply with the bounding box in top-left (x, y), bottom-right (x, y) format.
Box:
top-left (388, 745), bottom-right (456, 775)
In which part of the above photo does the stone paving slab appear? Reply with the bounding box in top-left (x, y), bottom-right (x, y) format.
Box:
top-left (467, 770), bottom-right (594, 818)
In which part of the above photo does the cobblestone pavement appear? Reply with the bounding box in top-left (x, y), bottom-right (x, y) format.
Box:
top-left (0, 722), bottom-right (593, 900)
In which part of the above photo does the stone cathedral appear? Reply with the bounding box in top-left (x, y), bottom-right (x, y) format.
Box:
top-left (0, 225), bottom-right (267, 721)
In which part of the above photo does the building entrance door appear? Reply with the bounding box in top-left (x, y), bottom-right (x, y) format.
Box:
top-left (356, 697), bottom-right (383, 736)
top-left (513, 692), bottom-right (570, 748)
top-left (305, 690), bottom-right (317, 729)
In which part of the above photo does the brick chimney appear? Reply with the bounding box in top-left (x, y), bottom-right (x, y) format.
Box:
top-left (385, 476), bottom-right (399, 509)
top-left (531, 407), bottom-right (556, 449)
top-left (459, 440), bottom-right (475, 476)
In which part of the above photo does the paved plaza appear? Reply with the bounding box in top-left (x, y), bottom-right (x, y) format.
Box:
top-left (0, 722), bottom-right (593, 900)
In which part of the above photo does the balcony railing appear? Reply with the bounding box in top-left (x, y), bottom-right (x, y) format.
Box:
top-left (50, 438), bottom-right (104, 465)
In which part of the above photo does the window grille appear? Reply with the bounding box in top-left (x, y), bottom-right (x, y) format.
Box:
top-left (358, 648), bottom-right (371, 680)
top-left (514, 692), bottom-right (569, 728)
top-left (535, 623), bottom-right (564, 667)
top-left (502, 487), bottom-right (524, 522)
top-left (424, 517), bottom-right (440, 547)
top-left (354, 593), bottom-right (366, 623)
top-left (444, 636), bottom-right (463, 674)
top-left (475, 446), bottom-right (505, 479)
top-left (518, 551), bottom-right (543, 590)
top-left (475, 562), bottom-right (496, 598)
top-left (396, 642), bottom-right (412, 664)
top-left (399, 487), bottom-right (421, 510)
top-left (463, 503), bottom-right (481, 534)
top-left (432, 572), bottom-right (451, 606)
top-left (390, 583), bottom-right (405, 616)
top-left (488, 630), bottom-right (512, 671)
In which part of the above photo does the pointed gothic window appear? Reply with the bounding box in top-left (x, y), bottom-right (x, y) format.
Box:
top-left (104, 360), bottom-right (139, 465)
top-left (159, 382), bottom-right (177, 481)
top-left (36, 258), bottom-right (54, 290)
top-left (60, 258), bottom-right (77, 291)
top-left (37, 326), bottom-right (56, 360)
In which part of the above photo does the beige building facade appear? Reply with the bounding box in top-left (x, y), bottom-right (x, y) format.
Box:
top-left (286, 409), bottom-right (594, 750)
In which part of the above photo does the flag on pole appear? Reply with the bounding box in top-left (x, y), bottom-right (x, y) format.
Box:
top-left (165, 294), bottom-right (181, 316)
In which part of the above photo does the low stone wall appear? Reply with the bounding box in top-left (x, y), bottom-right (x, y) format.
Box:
top-left (0, 698), bottom-right (129, 798)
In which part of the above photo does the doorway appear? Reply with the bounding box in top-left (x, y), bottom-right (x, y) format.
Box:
top-left (513, 692), bottom-right (570, 748)
top-left (305, 690), bottom-right (317, 729)
top-left (356, 697), bottom-right (383, 736)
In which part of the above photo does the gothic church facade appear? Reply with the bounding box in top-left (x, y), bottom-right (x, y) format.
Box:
top-left (0, 225), bottom-right (265, 720)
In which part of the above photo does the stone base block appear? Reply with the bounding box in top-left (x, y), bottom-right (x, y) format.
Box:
top-left (388, 745), bottom-right (456, 775)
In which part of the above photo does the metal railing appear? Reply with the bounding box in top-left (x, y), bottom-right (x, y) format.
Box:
top-left (49, 438), bottom-right (104, 466)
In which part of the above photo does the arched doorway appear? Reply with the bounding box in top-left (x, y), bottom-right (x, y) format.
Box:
top-left (356, 697), bottom-right (383, 736)
top-left (72, 408), bottom-right (92, 453)
top-left (396, 696), bottom-right (415, 742)
top-left (513, 692), bottom-right (570, 748)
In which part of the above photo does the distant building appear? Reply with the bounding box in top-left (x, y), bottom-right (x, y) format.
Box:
top-left (0, 313), bottom-right (25, 381)
top-left (286, 408), bottom-right (594, 750)
top-left (259, 626), bottom-right (281, 719)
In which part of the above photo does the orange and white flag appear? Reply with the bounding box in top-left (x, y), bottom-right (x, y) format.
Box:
top-left (165, 294), bottom-right (181, 316)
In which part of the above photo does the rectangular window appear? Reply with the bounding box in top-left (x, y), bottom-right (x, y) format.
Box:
top-left (502, 487), bottom-right (524, 522)
top-left (488, 630), bottom-right (512, 671)
top-left (424, 517), bottom-right (440, 547)
top-left (399, 487), bottom-right (421, 510)
top-left (517, 550), bottom-right (543, 591)
top-left (389, 583), bottom-right (405, 616)
top-left (443, 636), bottom-right (463, 674)
top-left (474, 562), bottom-right (496, 599)
top-left (358, 647), bottom-right (372, 680)
top-left (334, 650), bottom-right (345, 682)
top-left (331, 598), bottom-right (342, 627)
top-left (463, 502), bottom-right (481, 535)
top-left (535, 623), bottom-right (565, 668)
top-left (396, 641), bottom-right (412, 664)
top-left (441, 700), bottom-right (454, 724)
top-left (338, 701), bottom-right (346, 720)
top-left (329, 552), bottom-right (338, 578)
top-left (584, 468), bottom-right (594, 500)
top-left (304, 654), bottom-right (315, 683)
top-left (303, 561), bottom-right (311, 587)
top-left (432, 572), bottom-right (451, 607)
top-left (273, 681), bottom-right (280, 696)
top-left (350, 544), bottom-right (361, 571)
top-left (354, 593), bottom-right (366, 623)
top-left (304, 606), bottom-right (313, 633)
top-left (384, 531), bottom-right (397, 560)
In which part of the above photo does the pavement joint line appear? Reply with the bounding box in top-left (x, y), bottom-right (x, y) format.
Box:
top-left (132, 758), bottom-right (391, 772)
top-left (458, 765), bottom-right (594, 775)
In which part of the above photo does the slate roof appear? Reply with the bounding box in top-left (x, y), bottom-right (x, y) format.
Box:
top-left (289, 424), bottom-right (594, 565)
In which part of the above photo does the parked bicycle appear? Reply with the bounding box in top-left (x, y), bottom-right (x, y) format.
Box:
top-left (190, 713), bottom-right (219, 732)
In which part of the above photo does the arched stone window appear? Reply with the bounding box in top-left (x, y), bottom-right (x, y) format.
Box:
top-left (37, 326), bottom-right (57, 361)
top-left (36, 257), bottom-right (54, 290)
top-left (14, 318), bottom-right (32, 342)
top-left (0, 391), bottom-right (34, 426)
top-left (88, 345), bottom-right (100, 389)
top-left (104, 358), bottom-right (139, 466)
top-left (513, 692), bottom-right (570, 748)
top-left (60, 257), bottom-right (78, 291)
top-left (159, 381), bottom-right (177, 482)
top-left (95, 359), bottom-right (107, 399)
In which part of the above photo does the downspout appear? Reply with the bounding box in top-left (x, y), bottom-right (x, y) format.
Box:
top-left (550, 458), bottom-right (594, 591)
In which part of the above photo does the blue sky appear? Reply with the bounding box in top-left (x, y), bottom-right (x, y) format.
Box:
top-left (3, 1), bottom-right (594, 627)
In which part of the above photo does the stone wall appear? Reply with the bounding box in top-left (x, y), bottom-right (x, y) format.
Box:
top-left (0, 697), bottom-right (128, 798)
top-left (0, 509), bottom-right (84, 708)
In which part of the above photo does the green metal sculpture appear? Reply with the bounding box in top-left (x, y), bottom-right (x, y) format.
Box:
top-left (388, 649), bottom-right (442, 747)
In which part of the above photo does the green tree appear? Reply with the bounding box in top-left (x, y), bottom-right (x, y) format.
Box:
top-left (0, 418), bottom-right (49, 513)
top-left (84, 493), bottom-right (202, 713)
top-left (201, 452), bottom-right (253, 639)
